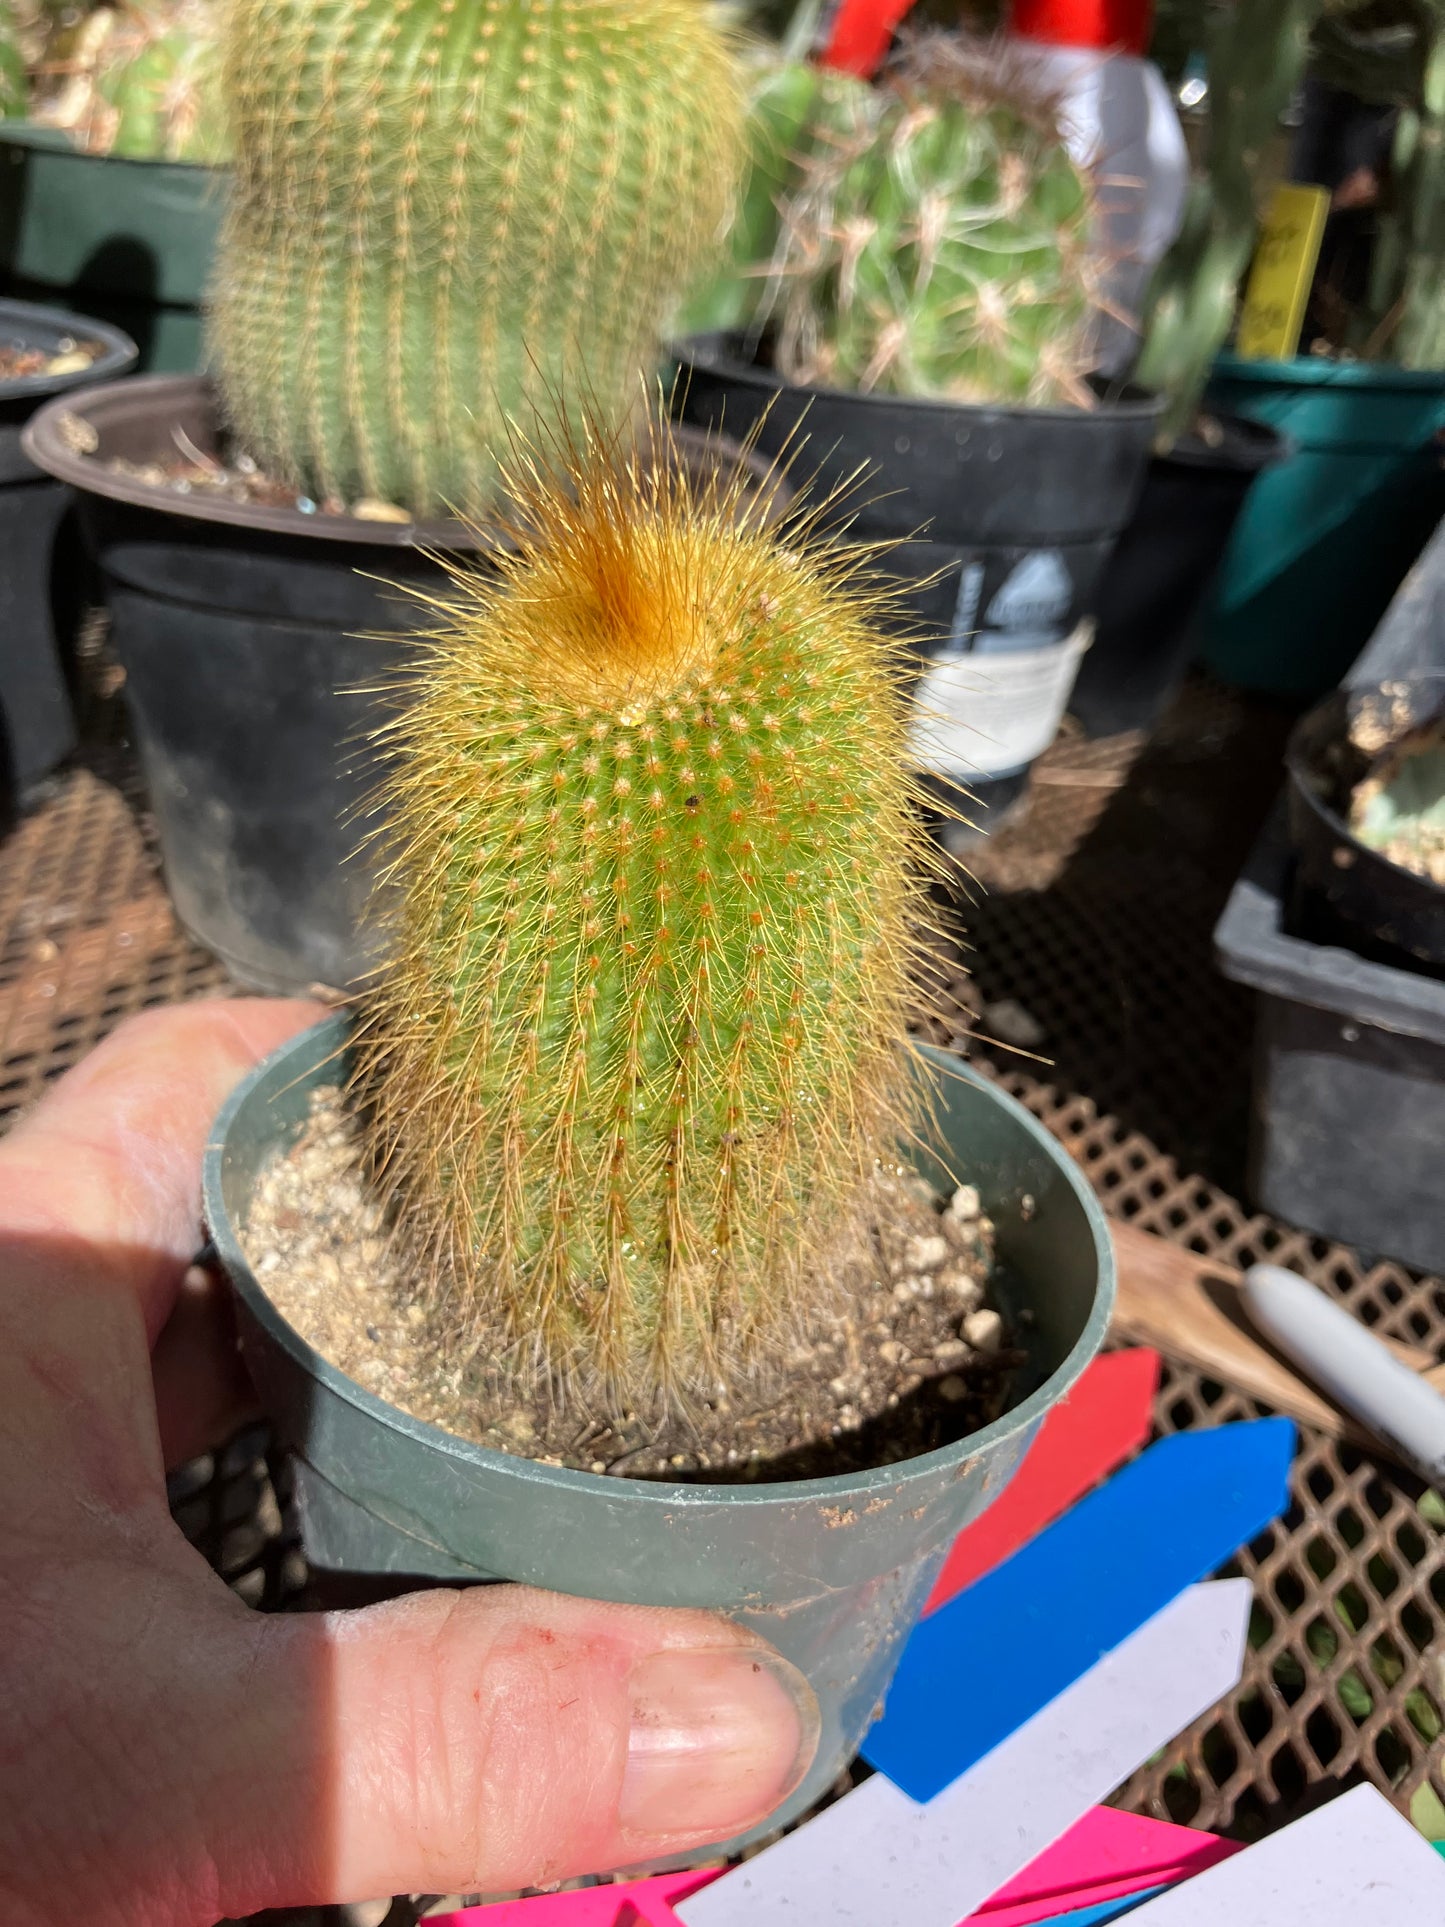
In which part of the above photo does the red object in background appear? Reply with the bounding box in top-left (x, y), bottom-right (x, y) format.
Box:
top-left (1008, 0), bottom-right (1155, 56)
top-left (924, 1348), bottom-right (1161, 1615)
top-left (820, 0), bottom-right (920, 76)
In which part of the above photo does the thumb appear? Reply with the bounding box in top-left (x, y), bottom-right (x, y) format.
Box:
top-left (216, 1583), bottom-right (818, 1914)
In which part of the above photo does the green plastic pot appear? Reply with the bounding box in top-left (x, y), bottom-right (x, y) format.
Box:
top-left (1198, 352), bottom-right (1445, 697)
top-left (0, 123), bottom-right (220, 372)
top-left (204, 1015), bottom-right (1115, 1863)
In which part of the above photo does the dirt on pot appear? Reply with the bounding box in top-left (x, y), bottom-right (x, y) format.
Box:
top-left (46, 408), bottom-right (415, 521)
top-left (1349, 718), bottom-right (1445, 887)
top-left (0, 337), bottom-right (105, 382)
top-left (244, 1086), bottom-right (1019, 1484)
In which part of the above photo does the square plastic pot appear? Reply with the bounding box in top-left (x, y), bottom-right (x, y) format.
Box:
top-left (1215, 809), bottom-right (1445, 1276)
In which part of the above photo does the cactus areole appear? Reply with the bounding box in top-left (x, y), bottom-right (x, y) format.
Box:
top-left (359, 437), bottom-right (938, 1408)
top-left (210, 0), bottom-right (745, 517)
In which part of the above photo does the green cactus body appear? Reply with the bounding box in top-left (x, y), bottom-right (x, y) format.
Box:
top-left (674, 57), bottom-right (868, 337)
top-left (360, 447), bottom-right (928, 1402)
top-left (102, 17), bottom-right (227, 159)
top-left (0, 3), bottom-right (26, 119)
top-left (210, 0), bottom-right (745, 518)
top-left (1135, 0), bottom-right (1315, 443)
top-left (768, 38), bottom-right (1098, 406)
top-left (32, 2), bottom-right (227, 160)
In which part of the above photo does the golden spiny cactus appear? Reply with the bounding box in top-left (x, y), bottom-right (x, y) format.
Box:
top-left (359, 432), bottom-right (938, 1404)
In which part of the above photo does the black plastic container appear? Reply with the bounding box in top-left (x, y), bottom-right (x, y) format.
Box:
top-left (1069, 413), bottom-right (1286, 739)
top-left (25, 375), bottom-right (785, 994)
top-left (24, 374), bottom-right (482, 991)
top-left (0, 298), bottom-right (136, 813)
top-left (1286, 677), bottom-right (1445, 973)
top-left (671, 333), bottom-right (1159, 828)
top-left (1215, 809), bottom-right (1445, 1276)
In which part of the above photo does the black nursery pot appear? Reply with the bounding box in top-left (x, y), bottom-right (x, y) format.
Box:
top-left (1068, 413), bottom-right (1287, 740)
top-left (1285, 675), bottom-right (1445, 974)
top-left (24, 376), bottom-right (784, 994)
top-left (25, 374), bottom-right (481, 993)
top-left (671, 332), bottom-right (1160, 827)
top-left (0, 298), bottom-right (136, 815)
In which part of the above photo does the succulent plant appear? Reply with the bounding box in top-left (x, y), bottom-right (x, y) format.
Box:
top-left (209, 0), bottom-right (746, 519)
top-left (1351, 720), bottom-right (1445, 883)
top-left (1134, 0), bottom-right (1316, 443)
top-left (358, 432), bottom-right (934, 1405)
top-left (674, 53), bottom-right (867, 338)
top-left (32, 0), bottom-right (227, 161)
top-left (0, 6), bottom-right (26, 119)
top-left (763, 34), bottom-right (1100, 407)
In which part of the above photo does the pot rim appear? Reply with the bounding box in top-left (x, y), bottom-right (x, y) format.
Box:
top-left (1164, 410), bottom-right (1292, 475)
top-left (22, 373), bottom-right (792, 549)
top-left (204, 1015), bottom-right (1116, 1507)
top-left (1286, 675), bottom-right (1445, 909)
top-left (670, 329), bottom-right (1162, 427)
top-left (0, 295), bottom-right (137, 403)
top-left (1213, 349), bottom-right (1445, 395)
top-left (0, 117), bottom-right (220, 176)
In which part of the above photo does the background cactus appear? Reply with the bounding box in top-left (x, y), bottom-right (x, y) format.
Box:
top-left (0, 3), bottom-right (25, 118)
top-left (1134, 0), bottom-right (1317, 444)
top-left (1328, 0), bottom-right (1445, 370)
top-left (359, 436), bottom-right (933, 1404)
top-left (762, 34), bottom-right (1100, 406)
top-left (31, 0), bottom-right (228, 160)
top-left (209, 0), bottom-right (745, 519)
top-left (673, 54), bottom-right (867, 337)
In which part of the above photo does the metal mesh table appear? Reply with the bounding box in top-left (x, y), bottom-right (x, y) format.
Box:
top-left (2, 648), bottom-right (1441, 1921)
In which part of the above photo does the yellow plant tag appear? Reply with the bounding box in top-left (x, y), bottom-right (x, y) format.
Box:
top-left (1237, 183), bottom-right (1331, 362)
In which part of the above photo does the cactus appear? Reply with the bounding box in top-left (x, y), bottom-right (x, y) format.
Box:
top-left (0, 5), bottom-right (25, 120)
top-left (358, 433), bottom-right (932, 1404)
top-left (209, 0), bottom-right (746, 519)
top-left (674, 53), bottom-right (871, 338)
top-left (1134, 0), bottom-right (1316, 444)
top-left (1394, 23), bottom-right (1445, 367)
top-left (763, 34), bottom-right (1100, 407)
top-left (1357, 3), bottom-right (1445, 370)
top-left (32, 1), bottom-right (228, 161)
top-left (1350, 722), bottom-right (1445, 883)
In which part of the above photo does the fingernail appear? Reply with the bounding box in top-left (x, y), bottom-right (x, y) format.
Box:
top-left (621, 1644), bottom-right (820, 1842)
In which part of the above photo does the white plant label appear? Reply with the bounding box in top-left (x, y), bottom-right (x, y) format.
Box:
top-left (980, 549), bottom-right (1073, 646)
top-left (912, 623), bottom-right (1093, 780)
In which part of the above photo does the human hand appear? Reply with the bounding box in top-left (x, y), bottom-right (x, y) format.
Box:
top-left (0, 999), bottom-right (815, 1926)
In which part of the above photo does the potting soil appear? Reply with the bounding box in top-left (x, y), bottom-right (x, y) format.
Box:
top-left (245, 1085), bottom-right (1014, 1483)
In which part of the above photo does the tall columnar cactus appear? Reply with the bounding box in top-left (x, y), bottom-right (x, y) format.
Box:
top-left (210, 0), bottom-right (745, 518)
top-left (1135, 0), bottom-right (1316, 444)
top-left (1357, 3), bottom-right (1445, 370)
top-left (1394, 24), bottom-right (1445, 367)
top-left (359, 438), bottom-right (931, 1403)
top-left (34, 0), bottom-right (227, 160)
top-left (764, 35), bottom-right (1100, 406)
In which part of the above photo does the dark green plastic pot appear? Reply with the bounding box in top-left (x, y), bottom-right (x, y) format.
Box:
top-left (204, 1016), bottom-right (1114, 1861)
top-left (0, 124), bottom-right (220, 373)
top-left (1197, 353), bottom-right (1445, 697)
